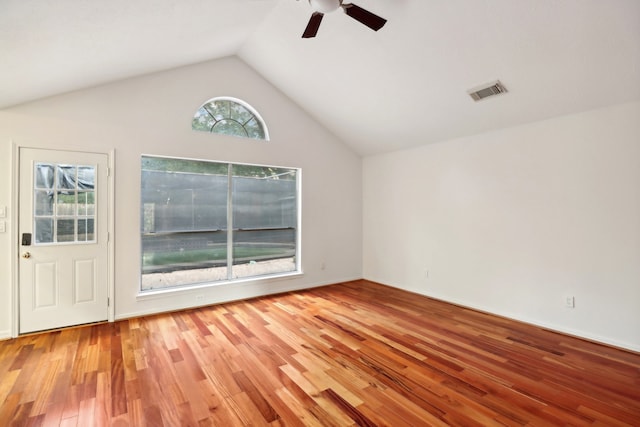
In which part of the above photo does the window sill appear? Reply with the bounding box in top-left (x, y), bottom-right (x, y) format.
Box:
top-left (136, 270), bottom-right (304, 301)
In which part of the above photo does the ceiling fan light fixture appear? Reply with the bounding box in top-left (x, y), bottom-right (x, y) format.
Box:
top-left (301, 0), bottom-right (386, 38)
top-left (309, 0), bottom-right (341, 14)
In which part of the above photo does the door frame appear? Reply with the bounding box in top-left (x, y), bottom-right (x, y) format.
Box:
top-left (10, 142), bottom-right (115, 337)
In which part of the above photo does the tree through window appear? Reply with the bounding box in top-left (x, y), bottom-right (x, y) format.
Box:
top-left (192, 97), bottom-right (269, 140)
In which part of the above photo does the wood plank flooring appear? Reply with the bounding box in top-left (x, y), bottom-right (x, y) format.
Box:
top-left (1, 280), bottom-right (639, 426)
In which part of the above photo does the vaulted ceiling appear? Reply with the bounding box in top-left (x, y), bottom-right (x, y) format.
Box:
top-left (2, 0), bottom-right (639, 155)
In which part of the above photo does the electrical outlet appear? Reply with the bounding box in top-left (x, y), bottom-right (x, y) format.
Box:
top-left (196, 295), bottom-right (205, 302)
top-left (565, 296), bottom-right (575, 308)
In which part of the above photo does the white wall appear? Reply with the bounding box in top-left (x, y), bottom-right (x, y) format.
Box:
top-left (0, 57), bottom-right (363, 338)
top-left (363, 101), bottom-right (640, 352)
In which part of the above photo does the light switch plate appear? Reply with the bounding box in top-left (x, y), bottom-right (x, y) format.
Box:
top-left (0, 206), bottom-right (6, 218)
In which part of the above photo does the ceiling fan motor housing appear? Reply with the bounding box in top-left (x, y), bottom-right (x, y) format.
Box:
top-left (309, 0), bottom-right (342, 13)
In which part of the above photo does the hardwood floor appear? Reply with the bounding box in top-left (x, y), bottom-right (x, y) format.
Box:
top-left (1, 280), bottom-right (639, 426)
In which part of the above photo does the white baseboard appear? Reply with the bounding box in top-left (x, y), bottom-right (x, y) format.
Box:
top-left (371, 279), bottom-right (640, 354)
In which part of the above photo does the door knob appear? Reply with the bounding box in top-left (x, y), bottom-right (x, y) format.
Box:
top-left (22, 252), bottom-right (31, 259)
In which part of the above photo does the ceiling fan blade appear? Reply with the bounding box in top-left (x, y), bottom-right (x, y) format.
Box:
top-left (342, 3), bottom-right (387, 31)
top-left (302, 12), bottom-right (324, 38)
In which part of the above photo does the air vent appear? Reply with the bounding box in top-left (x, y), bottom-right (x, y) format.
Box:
top-left (468, 80), bottom-right (508, 101)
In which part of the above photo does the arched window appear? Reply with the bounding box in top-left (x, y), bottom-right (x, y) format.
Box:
top-left (192, 97), bottom-right (269, 140)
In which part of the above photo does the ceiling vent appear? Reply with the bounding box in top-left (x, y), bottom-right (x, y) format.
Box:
top-left (468, 80), bottom-right (508, 101)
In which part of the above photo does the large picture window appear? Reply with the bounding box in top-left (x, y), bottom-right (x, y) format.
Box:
top-left (140, 156), bottom-right (299, 291)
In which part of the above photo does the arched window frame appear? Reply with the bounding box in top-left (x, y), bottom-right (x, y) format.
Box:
top-left (192, 96), bottom-right (270, 141)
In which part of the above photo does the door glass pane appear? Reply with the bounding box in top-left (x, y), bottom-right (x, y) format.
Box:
top-left (86, 218), bottom-right (95, 241)
top-left (78, 218), bottom-right (95, 241)
top-left (35, 164), bottom-right (55, 189)
top-left (35, 191), bottom-right (53, 216)
top-left (78, 219), bottom-right (87, 241)
top-left (56, 165), bottom-right (76, 190)
top-left (77, 166), bottom-right (95, 189)
top-left (78, 191), bottom-right (95, 215)
top-left (57, 219), bottom-right (75, 242)
top-left (56, 192), bottom-right (77, 216)
top-left (35, 218), bottom-right (53, 243)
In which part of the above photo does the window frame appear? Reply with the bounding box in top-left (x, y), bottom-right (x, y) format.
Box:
top-left (138, 155), bottom-right (302, 296)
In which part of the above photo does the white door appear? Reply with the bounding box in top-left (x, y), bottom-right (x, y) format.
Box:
top-left (19, 148), bottom-right (109, 334)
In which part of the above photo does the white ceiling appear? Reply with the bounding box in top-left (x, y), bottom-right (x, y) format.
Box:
top-left (2, 0), bottom-right (639, 155)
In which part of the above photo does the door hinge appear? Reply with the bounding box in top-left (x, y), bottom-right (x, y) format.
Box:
top-left (106, 167), bottom-right (111, 177)
top-left (107, 297), bottom-right (110, 307)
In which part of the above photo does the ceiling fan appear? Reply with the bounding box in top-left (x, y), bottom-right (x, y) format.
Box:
top-left (300, 0), bottom-right (387, 38)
